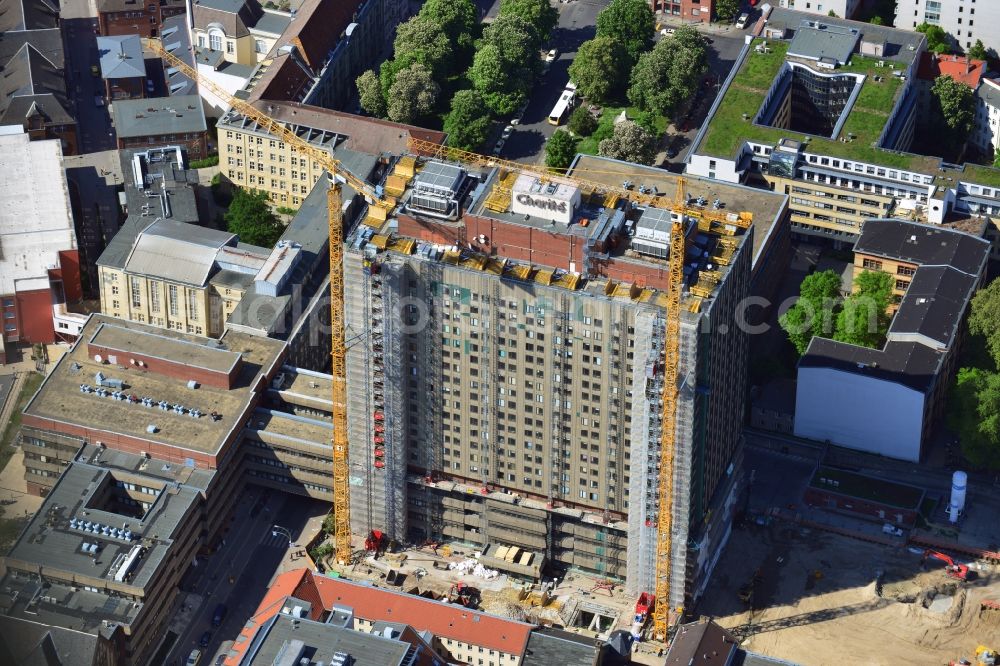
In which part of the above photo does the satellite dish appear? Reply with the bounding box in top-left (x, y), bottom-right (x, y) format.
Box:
top-left (94, 354), bottom-right (103, 363)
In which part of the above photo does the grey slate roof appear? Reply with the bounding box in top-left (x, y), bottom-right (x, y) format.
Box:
top-left (160, 16), bottom-right (197, 97)
top-left (0, 0), bottom-right (58, 32)
top-left (979, 80), bottom-right (1000, 110)
top-left (191, 0), bottom-right (264, 38)
top-left (97, 34), bottom-right (145, 79)
top-left (253, 10), bottom-right (290, 36)
top-left (123, 218), bottom-right (236, 286)
top-left (112, 95), bottom-right (207, 138)
top-left (241, 614), bottom-right (411, 665)
top-left (800, 219), bottom-right (989, 393)
top-left (0, 42), bottom-right (73, 126)
top-left (888, 265), bottom-right (978, 349)
top-left (0, 616), bottom-right (99, 666)
top-left (853, 219), bottom-right (990, 276)
top-left (523, 627), bottom-right (599, 666)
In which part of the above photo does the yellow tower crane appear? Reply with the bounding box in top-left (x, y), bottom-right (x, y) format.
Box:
top-left (407, 139), bottom-right (750, 640)
top-left (144, 39), bottom-right (392, 566)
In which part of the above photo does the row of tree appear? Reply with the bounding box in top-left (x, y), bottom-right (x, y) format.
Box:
top-left (355, 0), bottom-right (558, 151)
top-left (779, 269), bottom-right (893, 355)
top-left (567, 0), bottom-right (708, 120)
top-left (949, 278), bottom-right (1000, 469)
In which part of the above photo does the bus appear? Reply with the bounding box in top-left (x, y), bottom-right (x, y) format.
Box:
top-left (547, 89), bottom-right (576, 125)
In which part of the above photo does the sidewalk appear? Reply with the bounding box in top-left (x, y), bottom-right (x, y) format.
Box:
top-left (655, 13), bottom-right (746, 37)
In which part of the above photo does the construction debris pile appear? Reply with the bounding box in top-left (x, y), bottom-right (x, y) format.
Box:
top-left (449, 558), bottom-right (500, 580)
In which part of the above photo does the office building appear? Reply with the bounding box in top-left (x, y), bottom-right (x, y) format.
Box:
top-left (216, 100), bottom-right (445, 206)
top-left (686, 9), bottom-right (1000, 256)
top-left (795, 219), bottom-right (990, 461)
top-left (334, 152), bottom-right (786, 612)
top-left (0, 129), bottom-right (84, 353)
top-left (0, 0), bottom-right (78, 154)
top-left (97, 0), bottom-right (186, 37)
top-left (0, 446), bottom-right (213, 665)
top-left (895, 0), bottom-right (1000, 53)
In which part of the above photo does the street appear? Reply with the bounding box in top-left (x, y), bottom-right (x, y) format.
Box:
top-left (499, 3), bottom-right (751, 165)
top-left (62, 17), bottom-right (118, 154)
top-left (499, 0), bottom-right (605, 163)
top-left (159, 489), bottom-right (329, 666)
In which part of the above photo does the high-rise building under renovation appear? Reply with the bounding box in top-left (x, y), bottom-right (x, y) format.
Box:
top-left (340, 154), bottom-right (789, 610)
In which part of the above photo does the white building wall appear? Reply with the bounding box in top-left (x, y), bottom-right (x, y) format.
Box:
top-left (775, 0), bottom-right (861, 19)
top-left (196, 63), bottom-right (252, 116)
top-left (794, 366), bottom-right (925, 461)
top-left (974, 79), bottom-right (1000, 157)
top-left (896, 0), bottom-right (1000, 53)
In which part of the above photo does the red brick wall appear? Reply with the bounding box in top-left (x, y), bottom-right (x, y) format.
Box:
top-left (464, 214), bottom-right (584, 272)
top-left (86, 342), bottom-right (240, 389)
top-left (107, 77), bottom-right (145, 101)
top-left (804, 487), bottom-right (920, 526)
top-left (58, 250), bottom-right (83, 302)
top-left (117, 133), bottom-right (207, 159)
top-left (98, 6), bottom-right (185, 38)
top-left (21, 413), bottom-right (225, 469)
top-left (651, 0), bottom-right (714, 22)
top-left (16, 289), bottom-right (55, 344)
top-left (601, 257), bottom-right (673, 291)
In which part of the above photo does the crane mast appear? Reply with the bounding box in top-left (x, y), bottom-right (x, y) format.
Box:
top-left (143, 39), bottom-right (383, 565)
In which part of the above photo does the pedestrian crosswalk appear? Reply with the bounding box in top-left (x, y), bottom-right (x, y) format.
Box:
top-left (258, 531), bottom-right (290, 549)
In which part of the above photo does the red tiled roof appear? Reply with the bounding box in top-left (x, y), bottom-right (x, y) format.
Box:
top-left (249, 100), bottom-right (447, 155)
top-left (247, 53), bottom-right (313, 104)
top-left (281, 0), bottom-right (360, 71)
top-left (916, 52), bottom-right (986, 88)
top-left (224, 568), bottom-right (318, 666)
top-left (309, 572), bottom-right (534, 656)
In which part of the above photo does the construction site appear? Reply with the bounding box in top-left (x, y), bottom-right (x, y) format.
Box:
top-left (695, 517), bottom-right (1000, 666)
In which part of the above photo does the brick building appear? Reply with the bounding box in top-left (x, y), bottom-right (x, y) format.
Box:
top-left (112, 94), bottom-right (209, 158)
top-left (650, 0), bottom-right (714, 23)
top-left (97, 0), bottom-right (185, 37)
top-left (97, 34), bottom-right (148, 100)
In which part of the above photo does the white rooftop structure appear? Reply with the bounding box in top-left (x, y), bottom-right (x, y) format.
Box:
top-left (510, 173), bottom-right (581, 225)
top-left (0, 130), bottom-right (76, 296)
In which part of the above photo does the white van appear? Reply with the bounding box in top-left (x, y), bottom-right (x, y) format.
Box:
top-left (736, 12), bottom-right (750, 28)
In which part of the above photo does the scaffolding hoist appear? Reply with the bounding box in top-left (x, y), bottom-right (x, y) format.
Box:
top-left (144, 39), bottom-right (394, 567)
top-left (405, 139), bottom-right (751, 641)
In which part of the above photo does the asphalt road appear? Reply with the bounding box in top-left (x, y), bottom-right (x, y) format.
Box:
top-left (163, 490), bottom-right (326, 666)
top-left (499, 0), bottom-right (609, 164)
top-left (63, 17), bottom-right (117, 154)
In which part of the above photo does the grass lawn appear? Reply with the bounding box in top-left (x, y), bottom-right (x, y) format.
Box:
top-left (0, 372), bottom-right (44, 474)
top-left (0, 513), bottom-right (29, 554)
top-left (697, 39), bottom-right (957, 173)
top-left (811, 466), bottom-right (924, 509)
top-left (575, 106), bottom-right (668, 156)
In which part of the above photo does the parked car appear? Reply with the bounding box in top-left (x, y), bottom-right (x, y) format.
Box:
top-left (736, 12), bottom-right (750, 28)
top-left (90, 64), bottom-right (99, 77)
top-left (212, 604), bottom-right (227, 627)
top-left (501, 125), bottom-right (514, 139)
top-left (545, 48), bottom-right (558, 62)
top-left (94, 96), bottom-right (104, 107)
top-left (186, 649), bottom-right (202, 666)
top-left (660, 27), bottom-right (675, 36)
top-left (492, 140), bottom-right (505, 156)
top-left (199, 631), bottom-right (212, 648)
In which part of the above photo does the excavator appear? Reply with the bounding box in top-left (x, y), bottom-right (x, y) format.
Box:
top-left (922, 549), bottom-right (971, 581)
top-left (949, 645), bottom-right (998, 666)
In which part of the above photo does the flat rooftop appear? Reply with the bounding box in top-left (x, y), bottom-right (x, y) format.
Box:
top-left (112, 95), bottom-right (207, 139)
top-left (810, 465), bottom-right (924, 509)
top-left (241, 614), bottom-right (411, 665)
top-left (570, 154), bottom-right (786, 266)
top-left (271, 365), bottom-right (333, 412)
top-left (698, 39), bottom-right (919, 168)
top-left (89, 321), bottom-right (244, 375)
top-left (251, 408), bottom-right (332, 450)
top-left (3, 450), bottom-right (209, 624)
top-left (23, 315), bottom-right (285, 457)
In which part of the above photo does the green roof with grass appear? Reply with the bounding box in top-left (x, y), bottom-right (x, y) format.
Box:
top-left (810, 466), bottom-right (924, 509)
top-left (698, 40), bottom-right (1000, 188)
